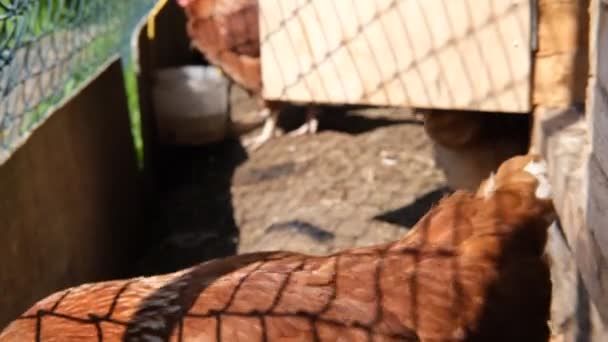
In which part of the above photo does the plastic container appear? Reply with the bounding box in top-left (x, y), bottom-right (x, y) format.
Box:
top-left (152, 65), bottom-right (230, 145)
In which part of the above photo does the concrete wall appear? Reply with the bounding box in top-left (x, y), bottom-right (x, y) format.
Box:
top-left (0, 61), bottom-right (142, 327)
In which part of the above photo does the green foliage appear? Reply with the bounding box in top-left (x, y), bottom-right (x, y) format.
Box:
top-left (122, 58), bottom-right (144, 168)
top-left (0, 0), bottom-right (156, 164)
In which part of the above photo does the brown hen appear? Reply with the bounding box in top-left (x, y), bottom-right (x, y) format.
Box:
top-left (0, 154), bottom-right (555, 341)
top-left (177, 0), bottom-right (319, 150)
top-left (423, 109), bottom-right (531, 191)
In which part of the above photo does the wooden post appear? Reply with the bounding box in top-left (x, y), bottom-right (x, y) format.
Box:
top-left (532, 0), bottom-right (608, 339)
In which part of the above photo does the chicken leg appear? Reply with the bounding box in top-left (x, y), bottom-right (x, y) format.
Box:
top-left (243, 105), bottom-right (319, 150)
top-left (242, 107), bottom-right (279, 150)
top-left (289, 106), bottom-right (320, 137)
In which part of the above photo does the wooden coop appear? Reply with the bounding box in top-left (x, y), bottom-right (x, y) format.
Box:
top-left (257, 0), bottom-right (606, 339)
top-left (260, 0), bottom-right (533, 112)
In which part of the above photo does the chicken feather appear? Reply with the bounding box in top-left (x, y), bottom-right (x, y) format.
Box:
top-left (0, 154), bottom-right (555, 341)
top-left (423, 110), bottom-right (531, 191)
top-left (178, 0), bottom-right (319, 150)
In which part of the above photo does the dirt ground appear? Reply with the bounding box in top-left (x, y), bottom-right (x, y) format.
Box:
top-left (135, 89), bottom-right (448, 276)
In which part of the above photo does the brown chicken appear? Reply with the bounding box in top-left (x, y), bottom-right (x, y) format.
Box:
top-left (177, 0), bottom-right (319, 150)
top-left (0, 154), bottom-right (555, 341)
top-left (423, 109), bottom-right (531, 191)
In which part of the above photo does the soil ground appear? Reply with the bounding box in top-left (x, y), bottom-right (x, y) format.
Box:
top-left (135, 87), bottom-right (448, 275)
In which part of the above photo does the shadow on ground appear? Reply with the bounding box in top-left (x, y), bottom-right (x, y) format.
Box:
top-left (134, 139), bottom-right (247, 276)
top-left (276, 105), bottom-right (423, 136)
top-left (373, 186), bottom-right (453, 228)
top-left (133, 105), bottom-right (443, 275)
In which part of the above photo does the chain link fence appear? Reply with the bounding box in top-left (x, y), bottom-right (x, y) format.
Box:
top-left (0, 0), bottom-right (541, 338)
top-left (0, 0), bottom-right (158, 164)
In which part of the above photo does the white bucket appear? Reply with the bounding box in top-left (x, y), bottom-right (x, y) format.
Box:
top-left (152, 65), bottom-right (230, 145)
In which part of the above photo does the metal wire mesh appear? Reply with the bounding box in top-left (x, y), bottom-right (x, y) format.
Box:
top-left (0, 0), bottom-right (157, 164)
top-left (261, 0), bottom-right (533, 107)
top-left (11, 207), bottom-right (551, 340)
top-left (183, 0), bottom-right (532, 116)
top-left (0, 1), bottom-right (547, 340)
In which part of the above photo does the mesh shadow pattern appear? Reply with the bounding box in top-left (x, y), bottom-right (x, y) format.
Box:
top-left (0, 0), bottom-right (156, 163)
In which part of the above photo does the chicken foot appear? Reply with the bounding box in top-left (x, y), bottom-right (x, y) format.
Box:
top-left (242, 107), bottom-right (279, 150)
top-left (288, 106), bottom-right (319, 137)
top-left (242, 105), bottom-right (319, 150)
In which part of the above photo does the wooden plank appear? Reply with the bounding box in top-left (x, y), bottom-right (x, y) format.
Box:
top-left (537, 107), bottom-right (589, 249)
top-left (587, 0), bottom-right (608, 270)
top-left (532, 0), bottom-right (590, 108)
top-left (575, 155), bottom-right (608, 325)
top-left (587, 153), bottom-right (608, 272)
top-left (534, 0), bottom-right (608, 327)
top-left (260, 0), bottom-right (531, 112)
top-left (534, 106), bottom-right (608, 335)
top-left (536, 107), bottom-right (608, 325)
top-left (572, 212), bottom-right (608, 325)
top-left (590, 82), bottom-right (608, 184)
top-left (134, 0), bottom-right (192, 178)
top-left (530, 0), bottom-right (589, 154)
top-left (531, 0), bottom-right (608, 334)
top-left (546, 221), bottom-right (608, 342)
top-left (0, 61), bottom-right (142, 327)
top-left (591, 1), bottom-right (608, 93)
top-left (600, 3), bottom-right (608, 89)
top-left (589, 2), bottom-right (608, 176)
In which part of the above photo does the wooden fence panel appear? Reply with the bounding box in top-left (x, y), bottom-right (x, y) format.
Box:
top-left (260, 0), bottom-right (532, 112)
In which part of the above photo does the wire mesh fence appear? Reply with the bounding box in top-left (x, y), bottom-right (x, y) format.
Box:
top-left (0, 1), bottom-right (559, 339)
top-left (260, 0), bottom-right (533, 110)
top-left (0, 0), bottom-right (534, 165)
top-left (10, 202), bottom-right (552, 340)
top-left (0, 0), bottom-right (157, 164)
top-left (182, 0), bottom-right (532, 115)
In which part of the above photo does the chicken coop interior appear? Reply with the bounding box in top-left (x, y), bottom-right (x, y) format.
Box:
top-left (1, 0), bottom-right (607, 340)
